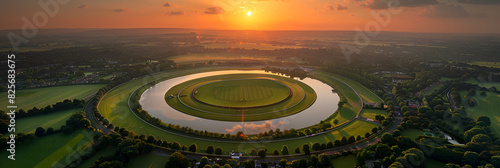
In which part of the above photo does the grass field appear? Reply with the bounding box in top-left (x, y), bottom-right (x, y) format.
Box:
top-left (194, 79), bottom-right (291, 108)
top-left (0, 129), bottom-right (95, 168)
top-left (125, 151), bottom-right (169, 168)
top-left (359, 109), bottom-right (388, 120)
top-left (0, 84), bottom-right (105, 110)
top-left (401, 128), bottom-right (427, 140)
top-left (468, 61), bottom-right (500, 69)
top-left (98, 67), bottom-right (379, 154)
top-left (465, 78), bottom-right (500, 89)
top-left (16, 108), bottom-right (81, 134)
top-left (462, 91), bottom-right (500, 136)
top-left (331, 154), bottom-right (357, 168)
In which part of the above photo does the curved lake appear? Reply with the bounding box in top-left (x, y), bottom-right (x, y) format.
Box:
top-left (139, 70), bottom-right (339, 134)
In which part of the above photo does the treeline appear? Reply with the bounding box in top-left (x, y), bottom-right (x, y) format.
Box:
top-left (14, 99), bottom-right (84, 119)
top-left (262, 67), bottom-right (307, 79)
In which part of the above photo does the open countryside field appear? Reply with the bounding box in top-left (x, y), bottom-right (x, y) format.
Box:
top-left (465, 78), bottom-right (500, 89)
top-left (0, 129), bottom-right (95, 168)
top-left (16, 108), bottom-right (81, 134)
top-left (462, 91), bottom-right (500, 136)
top-left (0, 84), bottom-right (105, 110)
top-left (359, 109), bottom-right (388, 120)
top-left (468, 61), bottom-right (500, 69)
top-left (169, 53), bottom-right (271, 64)
top-left (98, 68), bottom-right (379, 154)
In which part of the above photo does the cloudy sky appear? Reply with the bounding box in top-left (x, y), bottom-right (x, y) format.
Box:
top-left (0, 0), bottom-right (499, 33)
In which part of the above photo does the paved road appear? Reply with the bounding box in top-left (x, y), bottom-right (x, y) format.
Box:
top-left (84, 99), bottom-right (112, 134)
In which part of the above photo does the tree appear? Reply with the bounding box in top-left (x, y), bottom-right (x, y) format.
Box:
top-left (462, 151), bottom-right (480, 166)
top-left (388, 162), bottom-right (404, 168)
top-left (212, 164), bottom-right (220, 168)
top-left (146, 135), bottom-right (156, 144)
top-left (242, 160), bottom-right (255, 168)
top-left (476, 116), bottom-right (491, 126)
top-left (215, 147), bottom-right (223, 155)
top-left (372, 127), bottom-right (379, 133)
top-left (375, 114), bottom-right (385, 121)
top-left (302, 143), bottom-right (310, 155)
top-left (376, 144), bottom-right (392, 158)
top-left (391, 146), bottom-right (401, 155)
top-left (348, 135), bottom-right (356, 144)
top-left (75, 70), bottom-right (85, 78)
top-left (273, 149), bottom-right (279, 155)
top-left (189, 143), bottom-right (197, 152)
top-left (464, 128), bottom-right (487, 142)
top-left (294, 147), bottom-right (300, 154)
top-left (341, 136), bottom-right (347, 145)
top-left (165, 152), bottom-right (188, 168)
top-left (279, 159), bottom-right (288, 168)
top-left (200, 156), bottom-right (209, 168)
top-left (312, 142), bottom-right (321, 151)
top-left (258, 149), bottom-right (266, 158)
top-left (206, 145), bottom-right (214, 154)
top-left (171, 141), bottom-right (181, 150)
top-left (334, 139), bottom-right (341, 147)
top-left (281, 145), bottom-right (289, 155)
top-left (471, 134), bottom-right (491, 143)
top-left (319, 153), bottom-right (331, 167)
top-left (381, 133), bottom-right (394, 144)
top-left (35, 127), bottom-right (46, 137)
top-left (46, 127), bottom-right (54, 135)
top-left (443, 163), bottom-right (461, 168)
top-left (327, 141), bottom-right (334, 148)
top-left (333, 119), bottom-right (339, 126)
top-left (251, 149), bottom-right (258, 156)
top-left (491, 155), bottom-right (500, 168)
top-left (227, 159), bottom-right (238, 168)
top-left (309, 154), bottom-right (319, 167)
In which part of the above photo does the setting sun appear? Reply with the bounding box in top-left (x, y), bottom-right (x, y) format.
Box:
top-left (247, 11), bottom-right (252, 16)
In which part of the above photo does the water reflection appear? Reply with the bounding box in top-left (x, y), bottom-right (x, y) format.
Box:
top-left (139, 70), bottom-right (339, 134)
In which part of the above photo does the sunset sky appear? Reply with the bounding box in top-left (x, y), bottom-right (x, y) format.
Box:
top-left (1, 0), bottom-right (500, 33)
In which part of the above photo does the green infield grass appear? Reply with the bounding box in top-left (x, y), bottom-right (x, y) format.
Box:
top-left (194, 79), bottom-right (291, 108)
top-left (0, 84), bottom-right (105, 110)
top-left (16, 108), bottom-right (81, 134)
